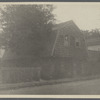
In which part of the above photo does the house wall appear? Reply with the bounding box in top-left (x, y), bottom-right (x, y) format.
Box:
top-left (40, 57), bottom-right (74, 80)
top-left (40, 57), bottom-right (88, 80)
top-left (50, 25), bottom-right (88, 79)
top-left (53, 26), bottom-right (88, 61)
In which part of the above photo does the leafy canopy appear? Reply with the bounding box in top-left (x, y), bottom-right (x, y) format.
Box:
top-left (0, 5), bottom-right (55, 57)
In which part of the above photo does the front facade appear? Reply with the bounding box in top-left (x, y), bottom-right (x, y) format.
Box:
top-left (52, 20), bottom-right (87, 60)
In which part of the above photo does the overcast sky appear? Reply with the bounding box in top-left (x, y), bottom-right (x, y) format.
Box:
top-left (53, 3), bottom-right (100, 31)
top-left (0, 3), bottom-right (100, 31)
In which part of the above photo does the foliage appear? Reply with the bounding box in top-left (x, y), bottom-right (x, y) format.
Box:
top-left (0, 5), bottom-right (55, 56)
top-left (81, 29), bottom-right (100, 39)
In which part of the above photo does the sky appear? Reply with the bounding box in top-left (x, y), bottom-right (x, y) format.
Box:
top-left (53, 3), bottom-right (100, 31)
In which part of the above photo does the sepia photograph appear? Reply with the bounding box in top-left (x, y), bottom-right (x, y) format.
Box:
top-left (0, 2), bottom-right (100, 95)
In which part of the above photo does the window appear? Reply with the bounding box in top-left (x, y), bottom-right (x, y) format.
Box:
top-left (75, 39), bottom-right (80, 47)
top-left (76, 41), bottom-right (79, 46)
top-left (64, 35), bottom-right (69, 46)
top-left (65, 35), bottom-right (68, 41)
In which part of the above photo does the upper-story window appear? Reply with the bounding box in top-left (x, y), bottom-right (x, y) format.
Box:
top-left (75, 39), bottom-right (80, 47)
top-left (65, 35), bottom-right (68, 41)
top-left (64, 35), bottom-right (69, 46)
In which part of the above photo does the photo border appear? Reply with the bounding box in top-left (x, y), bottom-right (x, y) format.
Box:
top-left (0, 1), bottom-right (99, 99)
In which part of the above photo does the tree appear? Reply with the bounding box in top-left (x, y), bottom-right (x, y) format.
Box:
top-left (0, 5), bottom-right (55, 57)
top-left (82, 29), bottom-right (100, 39)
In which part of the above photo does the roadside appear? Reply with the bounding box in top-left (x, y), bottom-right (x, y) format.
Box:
top-left (0, 74), bottom-right (100, 91)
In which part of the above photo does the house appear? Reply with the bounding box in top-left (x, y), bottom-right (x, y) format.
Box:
top-left (85, 37), bottom-right (100, 61)
top-left (86, 36), bottom-right (100, 51)
top-left (52, 20), bottom-right (87, 60)
top-left (41, 20), bottom-right (88, 79)
top-left (1, 20), bottom-right (88, 83)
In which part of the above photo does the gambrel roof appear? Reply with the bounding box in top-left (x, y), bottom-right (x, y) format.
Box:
top-left (53, 20), bottom-right (75, 30)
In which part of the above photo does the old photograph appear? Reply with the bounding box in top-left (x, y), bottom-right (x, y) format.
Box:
top-left (0, 2), bottom-right (99, 95)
